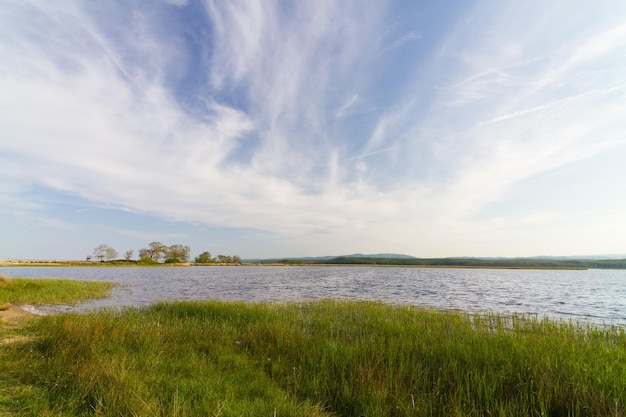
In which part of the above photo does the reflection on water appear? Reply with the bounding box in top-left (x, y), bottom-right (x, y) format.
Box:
top-left (3, 266), bottom-right (626, 325)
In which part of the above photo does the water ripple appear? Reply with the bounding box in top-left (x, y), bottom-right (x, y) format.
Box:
top-left (2, 266), bottom-right (626, 325)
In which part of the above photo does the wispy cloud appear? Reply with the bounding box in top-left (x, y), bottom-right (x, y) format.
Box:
top-left (101, 226), bottom-right (189, 242)
top-left (384, 31), bottom-right (421, 52)
top-left (335, 94), bottom-right (360, 118)
top-left (1, 0), bottom-right (626, 257)
top-left (402, 1), bottom-right (626, 224)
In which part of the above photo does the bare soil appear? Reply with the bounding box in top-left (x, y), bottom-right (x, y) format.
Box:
top-left (1, 305), bottom-right (36, 323)
top-left (0, 305), bottom-right (37, 345)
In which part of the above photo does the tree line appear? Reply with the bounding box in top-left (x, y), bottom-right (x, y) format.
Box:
top-left (90, 242), bottom-right (241, 264)
top-left (284, 256), bottom-right (626, 269)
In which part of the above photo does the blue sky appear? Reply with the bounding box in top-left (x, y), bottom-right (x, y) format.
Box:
top-left (1, 1), bottom-right (626, 260)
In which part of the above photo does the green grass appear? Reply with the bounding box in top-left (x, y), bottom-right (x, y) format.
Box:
top-left (2, 300), bottom-right (625, 416)
top-left (0, 276), bottom-right (117, 416)
top-left (0, 276), bottom-right (116, 306)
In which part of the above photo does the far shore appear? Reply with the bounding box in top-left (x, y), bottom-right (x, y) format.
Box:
top-left (0, 259), bottom-right (590, 270)
top-left (0, 260), bottom-right (194, 267)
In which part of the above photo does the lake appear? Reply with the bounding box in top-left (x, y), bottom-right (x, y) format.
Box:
top-left (2, 266), bottom-right (626, 325)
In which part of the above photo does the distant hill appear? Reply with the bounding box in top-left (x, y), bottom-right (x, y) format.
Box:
top-left (246, 255), bottom-right (626, 269)
top-left (467, 254), bottom-right (626, 261)
top-left (313, 257), bottom-right (626, 269)
top-left (244, 253), bottom-right (626, 269)
top-left (246, 254), bottom-right (626, 263)
top-left (342, 253), bottom-right (416, 259)
top-left (525, 254), bottom-right (626, 260)
top-left (243, 253), bottom-right (415, 263)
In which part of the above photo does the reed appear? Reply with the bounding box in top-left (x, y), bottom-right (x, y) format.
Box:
top-left (2, 300), bottom-right (625, 416)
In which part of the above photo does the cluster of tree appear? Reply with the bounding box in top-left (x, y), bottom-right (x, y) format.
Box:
top-left (90, 243), bottom-right (241, 265)
top-left (89, 245), bottom-right (134, 262)
top-left (194, 252), bottom-right (241, 264)
top-left (137, 242), bottom-right (191, 264)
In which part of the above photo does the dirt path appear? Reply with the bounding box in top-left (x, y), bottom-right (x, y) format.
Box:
top-left (0, 305), bottom-right (38, 345)
top-left (1, 305), bottom-right (37, 323)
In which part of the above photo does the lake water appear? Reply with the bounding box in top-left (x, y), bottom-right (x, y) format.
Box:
top-left (3, 266), bottom-right (626, 325)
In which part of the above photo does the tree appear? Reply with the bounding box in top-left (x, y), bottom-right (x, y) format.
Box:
top-left (165, 244), bottom-right (191, 263)
top-left (105, 247), bottom-right (118, 261)
top-left (93, 244), bottom-right (107, 262)
top-left (195, 251), bottom-right (214, 263)
top-left (149, 241), bottom-right (167, 262)
top-left (216, 254), bottom-right (233, 263)
top-left (139, 242), bottom-right (166, 262)
top-left (93, 244), bottom-right (117, 262)
top-left (124, 250), bottom-right (134, 261)
top-left (233, 255), bottom-right (241, 264)
top-left (138, 248), bottom-right (152, 261)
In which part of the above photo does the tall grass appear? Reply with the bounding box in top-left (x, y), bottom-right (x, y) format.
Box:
top-left (2, 300), bottom-right (625, 416)
top-left (0, 276), bottom-right (116, 305)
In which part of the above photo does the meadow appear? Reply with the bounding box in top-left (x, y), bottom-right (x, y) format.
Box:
top-left (2, 292), bottom-right (625, 416)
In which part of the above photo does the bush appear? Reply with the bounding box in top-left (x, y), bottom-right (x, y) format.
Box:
top-left (137, 258), bottom-right (157, 265)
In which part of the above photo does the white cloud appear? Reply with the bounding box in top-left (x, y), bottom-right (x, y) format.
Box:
top-left (1, 0), bottom-right (626, 257)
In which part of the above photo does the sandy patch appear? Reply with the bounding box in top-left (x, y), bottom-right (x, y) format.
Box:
top-left (0, 305), bottom-right (38, 323)
top-left (0, 305), bottom-right (39, 345)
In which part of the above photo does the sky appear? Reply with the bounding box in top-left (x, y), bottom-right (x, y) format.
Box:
top-left (1, 0), bottom-right (626, 260)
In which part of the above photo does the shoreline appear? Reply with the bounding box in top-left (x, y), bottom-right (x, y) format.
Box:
top-left (1, 259), bottom-right (588, 270)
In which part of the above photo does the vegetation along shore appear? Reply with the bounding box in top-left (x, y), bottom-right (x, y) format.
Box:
top-left (4, 256), bottom-right (626, 269)
top-left (1, 275), bottom-right (625, 416)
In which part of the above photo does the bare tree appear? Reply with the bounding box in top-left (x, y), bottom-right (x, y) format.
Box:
top-left (93, 244), bottom-right (107, 262)
top-left (93, 244), bottom-right (117, 262)
top-left (124, 250), bottom-right (134, 261)
top-left (105, 247), bottom-right (118, 261)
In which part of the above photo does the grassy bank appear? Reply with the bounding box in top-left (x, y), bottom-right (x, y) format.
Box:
top-left (2, 300), bottom-right (625, 416)
top-left (0, 276), bottom-right (116, 306)
top-left (0, 276), bottom-right (117, 415)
